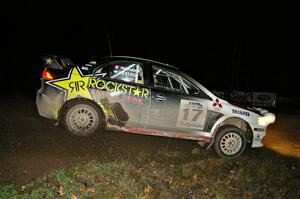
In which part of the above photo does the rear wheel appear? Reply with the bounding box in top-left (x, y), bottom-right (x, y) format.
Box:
top-left (213, 126), bottom-right (246, 159)
top-left (63, 101), bottom-right (102, 136)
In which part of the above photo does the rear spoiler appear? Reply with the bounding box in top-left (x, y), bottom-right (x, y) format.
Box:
top-left (42, 54), bottom-right (75, 70)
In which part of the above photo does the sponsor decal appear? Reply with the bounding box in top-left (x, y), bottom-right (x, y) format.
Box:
top-left (90, 89), bottom-right (144, 104)
top-left (187, 101), bottom-right (203, 108)
top-left (46, 68), bottom-right (149, 104)
top-left (212, 98), bottom-right (222, 108)
top-left (122, 95), bottom-right (143, 104)
top-left (45, 57), bottom-right (53, 64)
top-left (176, 100), bottom-right (207, 130)
top-left (232, 109), bottom-right (250, 117)
top-left (88, 77), bottom-right (150, 99)
top-left (46, 67), bottom-right (92, 100)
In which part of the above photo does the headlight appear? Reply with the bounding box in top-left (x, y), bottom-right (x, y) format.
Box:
top-left (258, 113), bottom-right (276, 126)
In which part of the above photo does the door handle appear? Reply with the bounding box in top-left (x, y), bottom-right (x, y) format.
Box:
top-left (154, 94), bottom-right (167, 101)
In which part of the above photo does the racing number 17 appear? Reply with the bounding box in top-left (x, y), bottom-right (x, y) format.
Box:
top-left (182, 108), bottom-right (202, 121)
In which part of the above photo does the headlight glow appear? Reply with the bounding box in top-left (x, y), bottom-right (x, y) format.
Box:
top-left (258, 113), bottom-right (276, 126)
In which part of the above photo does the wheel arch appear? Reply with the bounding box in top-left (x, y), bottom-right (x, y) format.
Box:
top-left (207, 116), bottom-right (253, 149)
top-left (213, 125), bottom-right (247, 158)
top-left (58, 97), bottom-right (107, 128)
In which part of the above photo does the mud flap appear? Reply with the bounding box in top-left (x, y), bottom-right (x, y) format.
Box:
top-left (36, 88), bottom-right (62, 120)
top-left (111, 102), bottom-right (129, 122)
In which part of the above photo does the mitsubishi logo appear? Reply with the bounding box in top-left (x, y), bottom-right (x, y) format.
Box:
top-left (213, 98), bottom-right (222, 108)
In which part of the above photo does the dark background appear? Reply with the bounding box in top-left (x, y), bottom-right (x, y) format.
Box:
top-left (1, 1), bottom-right (299, 99)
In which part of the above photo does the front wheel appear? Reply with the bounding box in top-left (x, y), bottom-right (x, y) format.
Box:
top-left (213, 126), bottom-right (246, 159)
top-left (63, 101), bottom-right (102, 136)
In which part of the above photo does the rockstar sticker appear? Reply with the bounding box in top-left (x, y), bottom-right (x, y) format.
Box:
top-left (46, 67), bottom-right (92, 100)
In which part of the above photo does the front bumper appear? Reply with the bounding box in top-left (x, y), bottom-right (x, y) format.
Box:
top-left (251, 127), bottom-right (267, 147)
top-left (251, 109), bottom-right (276, 148)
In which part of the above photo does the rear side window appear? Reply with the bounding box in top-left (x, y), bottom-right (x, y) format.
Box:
top-left (109, 61), bottom-right (144, 85)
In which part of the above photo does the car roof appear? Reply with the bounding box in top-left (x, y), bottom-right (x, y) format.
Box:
top-left (97, 56), bottom-right (217, 100)
top-left (99, 56), bottom-right (180, 71)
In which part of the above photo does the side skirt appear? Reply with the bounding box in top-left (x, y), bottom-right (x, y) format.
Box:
top-left (106, 124), bottom-right (212, 143)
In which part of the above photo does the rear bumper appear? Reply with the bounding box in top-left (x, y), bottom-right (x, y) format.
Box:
top-left (36, 86), bottom-right (63, 120)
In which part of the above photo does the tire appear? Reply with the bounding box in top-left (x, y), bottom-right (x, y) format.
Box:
top-left (63, 100), bottom-right (102, 136)
top-left (213, 126), bottom-right (246, 159)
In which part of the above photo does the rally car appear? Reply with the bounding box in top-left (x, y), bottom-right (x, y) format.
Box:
top-left (36, 54), bottom-right (275, 158)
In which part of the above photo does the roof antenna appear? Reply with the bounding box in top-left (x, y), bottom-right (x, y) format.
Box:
top-left (104, 25), bottom-right (113, 57)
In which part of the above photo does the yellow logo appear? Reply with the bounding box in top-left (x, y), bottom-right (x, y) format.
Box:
top-left (47, 67), bottom-right (92, 100)
top-left (88, 78), bottom-right (149, 99)
top-left (45, 58), bottom-right (53, 64)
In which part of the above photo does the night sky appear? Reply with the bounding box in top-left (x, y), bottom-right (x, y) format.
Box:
top-left (1, 1), bottom-right (299, 98)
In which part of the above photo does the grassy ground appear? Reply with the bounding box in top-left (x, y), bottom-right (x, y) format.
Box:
top-left (1, 147), bottom-right (299, 199)
top-left (1, 94), bottom-right (300, 198)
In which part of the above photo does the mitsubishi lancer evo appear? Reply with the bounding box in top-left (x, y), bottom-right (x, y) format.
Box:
top-left (36, 54), bottom-right (275, 158)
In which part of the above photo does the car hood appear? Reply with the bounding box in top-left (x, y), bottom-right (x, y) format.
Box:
top-left (226, 99), bottom-right (262, 115)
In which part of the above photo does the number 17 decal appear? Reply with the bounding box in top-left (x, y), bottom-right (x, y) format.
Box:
top-left (176, 100), bottom-right (207, 130)
top-left (183, 108), bottom-right (202, 121)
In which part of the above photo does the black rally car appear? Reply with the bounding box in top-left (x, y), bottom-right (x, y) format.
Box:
top-left (36, 54), bottom-right (275, 158)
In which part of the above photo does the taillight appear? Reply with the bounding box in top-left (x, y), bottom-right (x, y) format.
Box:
top-left (42, 69), bottom-right (54, 80)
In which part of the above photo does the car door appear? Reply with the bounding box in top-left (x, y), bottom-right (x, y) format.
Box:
top-left (146, 65), bottom-right (211, 134)
top-left (89, 60), bottom-right (150, 128)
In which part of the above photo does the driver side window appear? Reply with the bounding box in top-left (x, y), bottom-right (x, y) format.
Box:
top-left (153, 66), bottom-right (187, 94)
top-left (152, 66), bottom-right (208, 98)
